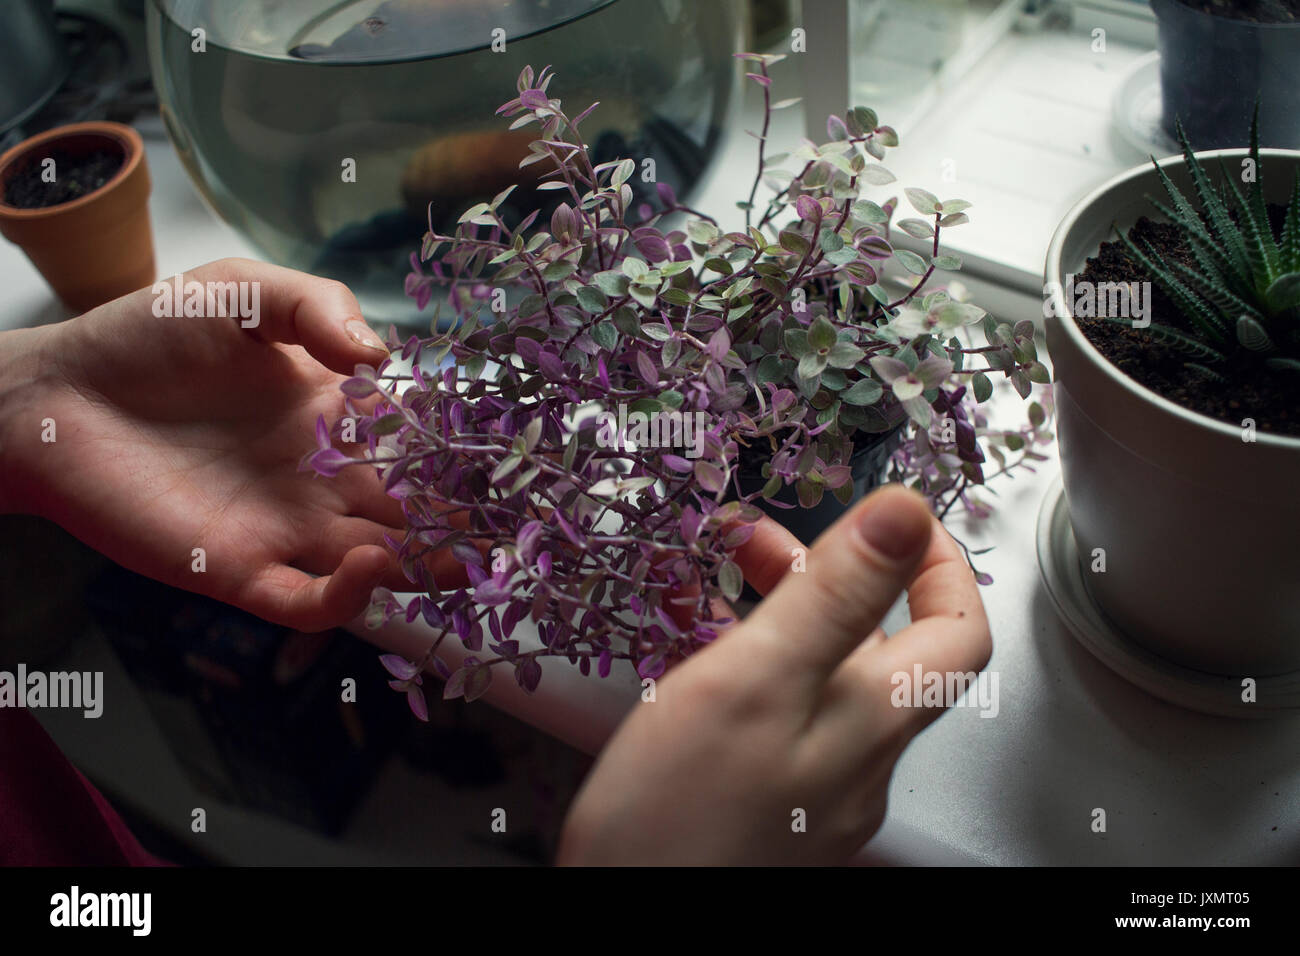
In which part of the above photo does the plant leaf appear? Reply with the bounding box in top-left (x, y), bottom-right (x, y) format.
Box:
top-left (894, 249), bottom-right (929, 275)
top-left (1264, 272), bottom-right (1300, 313)
top-left (718, 560), bottom-right (743, 602)
top-left (694, 460), bottom-right (726, 494)
top-left (1281, 170), bottom-right (1300, 272)
top-left (1174, 121), bottom-right (1252, 287)
top-left (851, 200), bottom-right (888, 223)
top-left (808, 315), bottom-right (838, 351)
top-left (1235, 314), bottom-right (1274, 351)
top-left (1168, 259), bottom-right (1261, 326)
top-left (840, 377), bottom-right (883, 405)
top-left (904, 188), bottom-right (941, 215)
top-left (1218, 156), bottom-right (1276, 288)
top-left (896, 217), bottom-right (935, 239)
top-left (1117, 231), bottom-right (1227, 342)
top-left (1100, 317), bottom-right (1227, 363)
top-left (828, 342), bottom-right (866, 368)
top-left (797, 351), bottom-right (828, 379)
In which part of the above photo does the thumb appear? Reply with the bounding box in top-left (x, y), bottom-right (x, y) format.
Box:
top-left (740, 484), bottom-right (932, 691)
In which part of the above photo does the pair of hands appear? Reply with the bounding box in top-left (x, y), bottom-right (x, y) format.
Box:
top-left (0, 259), bottom-right (991, 865)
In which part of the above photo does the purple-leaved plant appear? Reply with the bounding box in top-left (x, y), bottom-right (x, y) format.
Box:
top-left (303, 55), bottom-right (1052, 718)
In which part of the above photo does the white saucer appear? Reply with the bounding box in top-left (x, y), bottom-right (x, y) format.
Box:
top-left (1035, 477), bottom-right (1300, 718)
top-left (1111, 50), bottom-right (1180, 161)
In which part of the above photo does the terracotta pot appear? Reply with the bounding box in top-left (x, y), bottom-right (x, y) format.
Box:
top-left (0, 121), bottom-right (154, 313)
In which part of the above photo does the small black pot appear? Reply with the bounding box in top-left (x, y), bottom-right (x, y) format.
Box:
top-left (737, 426), bottom-right (902, 546)
top-left (1151, 0), bottom-right (1300, 149)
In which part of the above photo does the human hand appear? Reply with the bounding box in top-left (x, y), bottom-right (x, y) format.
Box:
top-left (556, 484), bottom-right (991, 865)
top-left (0, 258), bottom-right (459, 631)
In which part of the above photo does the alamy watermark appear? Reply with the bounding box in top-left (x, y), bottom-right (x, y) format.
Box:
top-left (0, 665), bottom-right (103, 718)
top-left (50, 886), bottom-right (150, 936)
top-left (1043, 274), bottom-right (1151, 327)
top-left (594, 404), bottom-right (709, 459)
top-left (152, 273), bottom-right (261, 328)
top-left (890, 664), bottom-right (999, 718)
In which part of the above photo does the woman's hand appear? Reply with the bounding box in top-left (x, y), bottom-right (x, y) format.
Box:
top-left (556, 484), bottom-right (991, 865)
top-left (0, 258), bottom-right (456, 631)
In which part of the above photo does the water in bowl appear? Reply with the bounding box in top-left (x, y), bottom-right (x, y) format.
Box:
top-left (147, 0), bottom-right (738, 323)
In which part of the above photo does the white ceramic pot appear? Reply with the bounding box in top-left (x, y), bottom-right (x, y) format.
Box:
top-left (1045, 148), bottom-right (1300, 677)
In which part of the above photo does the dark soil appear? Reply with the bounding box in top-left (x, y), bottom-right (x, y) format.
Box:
top-left (1075, 208), bottom-right (1300, 437)
top-left (1176, 0), bottom-right (1300, 23)
top-left (3, 149), bottom-right (124, 209)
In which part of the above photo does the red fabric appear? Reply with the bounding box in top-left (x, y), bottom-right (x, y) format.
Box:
top-left (0, 707), bottom-right (169, 866)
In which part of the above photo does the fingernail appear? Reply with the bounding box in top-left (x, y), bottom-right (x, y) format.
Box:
top-left (856, 492), bottom-right (928, 561)
top-left (346, 317), bottom-right (387, 353)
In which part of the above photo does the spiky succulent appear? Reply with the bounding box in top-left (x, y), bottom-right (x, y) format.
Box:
top-left (1113, 112), bottom-right (1300, 380)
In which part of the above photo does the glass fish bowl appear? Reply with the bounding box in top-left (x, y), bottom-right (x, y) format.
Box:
top-left (146, 0), bottom-right (742, 324)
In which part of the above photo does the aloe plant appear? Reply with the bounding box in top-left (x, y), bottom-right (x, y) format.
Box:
top-left (1113, 112), bottom-right (1300, 380)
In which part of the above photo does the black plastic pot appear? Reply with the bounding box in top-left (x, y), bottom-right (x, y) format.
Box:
top-left (1151, 0), bottom-right (1300, 149)
top-left (737, 427), bottom-right (902, 546)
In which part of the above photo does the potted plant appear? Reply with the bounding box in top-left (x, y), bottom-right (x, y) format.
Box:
top-left (0, 120), bottom-right (154, 313)
top-left (1151, 0), bottom-right (1300, 150)
top-left (304, 56), bottom-right (1050, 712)
top-left (1045, 119), bottom-right (1300, 677)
